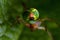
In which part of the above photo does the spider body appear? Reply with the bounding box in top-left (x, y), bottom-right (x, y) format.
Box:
top-left (22, 8), bottom-right (46, 31)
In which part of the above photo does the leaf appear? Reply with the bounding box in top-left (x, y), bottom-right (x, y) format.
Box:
top-left (0, 24), bottom-right (7, 37)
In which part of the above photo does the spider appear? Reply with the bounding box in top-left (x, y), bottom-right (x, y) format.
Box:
top-left (16, 8), bottom-right (53, 40)
top-left (17, 8), bottom-right (51, 31)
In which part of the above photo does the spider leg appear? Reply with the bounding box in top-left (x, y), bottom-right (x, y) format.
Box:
top-left (37, 26), bottom-right (47, 31)
top-left (37, 26), bottom-right (46, 31)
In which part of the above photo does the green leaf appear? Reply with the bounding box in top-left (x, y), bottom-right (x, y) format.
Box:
top-left (0, 24), bottom-right (7, 37)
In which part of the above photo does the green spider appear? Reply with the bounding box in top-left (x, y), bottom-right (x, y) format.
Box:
top-left (19, 8), bottom-right (51, 31)
top-left (17, 8), bottom-right (53, 40)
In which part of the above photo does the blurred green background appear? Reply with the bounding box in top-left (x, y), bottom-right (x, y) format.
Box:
top-left (0, 0), bottom-right (60, 40)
